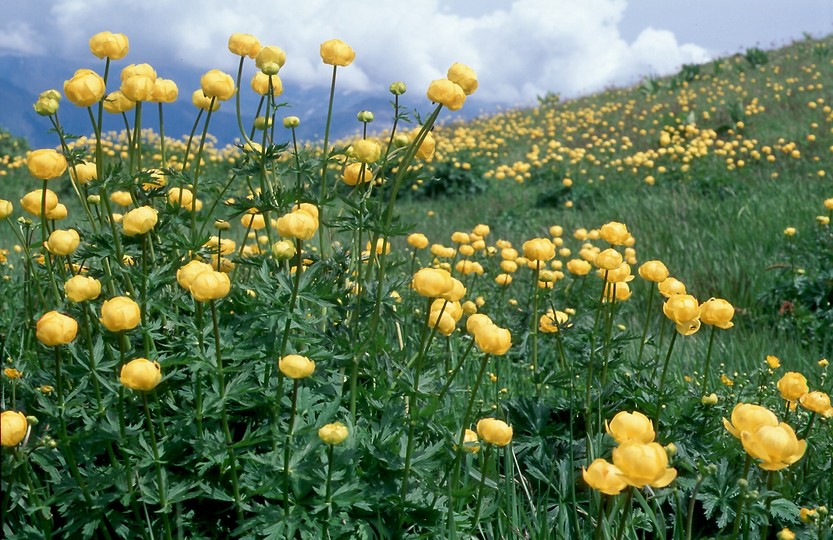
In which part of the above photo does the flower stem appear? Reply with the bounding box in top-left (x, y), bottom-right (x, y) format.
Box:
top-left (142, 392), bottom-right (173, 540)
top-left (283, 379), bottom-right (300, 517)
top-left (614, 487), bottom-right (634, 540)
top-left (702, 325), bottom-right (717, 394)
top-left (730, 454), bottom-right (752, 540)
top-left (654, 330), bottom-right (679, 429)
top-left (636, 285), bottom-right (655, 365)
top-left (471, 445), bottom-right (493, 529)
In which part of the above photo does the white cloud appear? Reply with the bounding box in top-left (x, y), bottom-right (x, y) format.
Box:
top-left (4, 0), bottom-right (711, 106)
top-left (0, 23), bottom-right (46, 55)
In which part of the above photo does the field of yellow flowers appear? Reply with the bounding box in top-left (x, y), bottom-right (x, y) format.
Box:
top-left (0, 31), bottom-right (831, 539)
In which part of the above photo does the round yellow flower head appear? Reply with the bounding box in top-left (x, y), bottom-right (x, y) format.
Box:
top-left (27, 149), bottom-right (67, 180)
top-left (722, 403), bottom-right (779, 439)
top-left (283, 115), bottom-right (300, 128)
top-left (766, 355), bottom-right (781, 369)
top-left (428, 309), bottom-right (456, 336)
top-left (412, 268), bottom-right (454, 298)
top-left (342, 162), bottom-right (372, 186)
top-left (353, 139), bottom-right (381, 164)
top-left (658, 276), bottom-right (686, 297)
top-left (151, 78), bottom-right (179, 103)
top-left (539, 309), bottom-right (568, 333)
top-left (522, 238), bottom-right (555, 262)
top-left (566, 259), bottom-right (592, 276)
top-left (318, 422), bottom-right (349, 445)
top-left (700, 298), bottom-right (735, 329)
top-left (255, 45), bottom-right (286, 74)
top-left (100, 296), bottom-right (141, 332)
top-left (103, 90), bottom-right (136, 114)
top-left (594, 248), bottom-right (623, 271)
top-left (176, 260), bottom-right (213, 290)
top-left (201, 69), bottom-right (235, 101)
top-left (459, 428), bottom-right (480, 453)
top-left (320, 38), bottom-right (355, 67)
top-left (476, 418), bottom-right (513, 446)
top-left (474, 324), bottom-right (512, 355)
top-left (612, 441), bottom-right (677, 488)
top-left (447, 62), bottom-right (478, 95)
top-left (1, 411), bottom-right (28, 447)
top-left (69, 161), bottom-right (97, 184)
top-left (605, 411), bottom-right (655, 444)
top-left (120, 358), bottom-right (162, 391)
top-left (20, 189), bottom-right (58, 216)
top-left (777, 372), bottom-right (809, 405)
top-left (228, 33), bottom-right (262, 58)
top-left (36, 311), bottom-right (78, 346)
top-left (799, 391), bottom-right (831, 414)
top-left (426, 78), bottom-right (466, 111)
top-left (407, 233), bottom-right (429, 250)
top-left (190, 271), bottom-right (231, 302)
top-left (122, 206), bottom-right (158, 236)
top-left (466, 313), bottom-right (493, 336)
top-left (121, 74), bottom-right (155, 102)
top-left (582, 458), bottom-right (626, 495)
top-left (279, 354), bottom-right (315, 379)
top-left (599, 221), bottom-right (631, 245)
top-left (277, 210), bottom-right (318, 240)
top-left (271, 239), bottom-right (296, 260)
top-left (0, 199), bottom-right (12, 220)
top-left (409, 128), bottom-right (436, 160)
top-left (89, 31), bottom-right (129, 59)
top-left (776, 528), bottom-right (796, 540)
top-left (64, 275), bottom-right (102, 303)
top-left (741, 422), bottom-right (806, 471)
top-left (64, 69), bottom-right (106, 107)
top-left (637, 260), bottom-right (669, 283)
top-left (46, 228), bottom-right (80, 256)
top-left (251, 72), bottom-right (283, 96)
top-left (191, 90), bottom-right (220, 112)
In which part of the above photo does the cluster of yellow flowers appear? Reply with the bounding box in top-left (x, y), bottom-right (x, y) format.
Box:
top-left (723, 403), bottom-right (806, 470)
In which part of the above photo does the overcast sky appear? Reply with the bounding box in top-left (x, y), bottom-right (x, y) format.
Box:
top-left (2, 0), bottom-right (831, 107)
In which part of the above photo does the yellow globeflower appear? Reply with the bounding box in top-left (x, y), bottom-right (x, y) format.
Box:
top-left (151, 78), bottom-right (178, 103)
top-left (474, 324), bottom-right (512, 355)
top-left (22, 188), bottom-right (60, 219)
top-left (658, 276), bottom-right (686, 297)
top-left (594, 248), bottom-right (623, 271)
top-left (176, 260), bottom-right (213, 290)
top-left (191, 89), bottom-right (220, 112)
top-left (122, 206), bottom-right (158, 236)
top-left (605, 411), bottom-right (655, 444)
top-left (190, 271), bottom-right (231, 302)
top-left (228, 32), bottom-right (262, 58)
top-left (476, 418), bottom-right (513, 446)
top-left (318, 422), bottom-right (349, 445)
top-left (353, 139), bottom-right (381, 164)
top-left (64, 275), bottom-right (102, 302)
top-left (599, 221), bottom-right (631, 245)
top-left (700, 298), bottom-right (735, 329)
top-left (566, 259), bottom-right (591, 276)
top-left (612, 442), bottom-right (677, 488)
top-left (120, 358), bottom-right (162, 391)
top-left (426, 78), bottom-right (466, 111)
top-left (121, 74), bottom-right (155, 102)
top-left (539, 309), bottom-right (567, 333)
top-left (447, 62), bottom-right (478, 95)
top-left (582, 458), bottom-right (627, 495)
top-left (407, 233), bottom-right (429, 250)
top-left (69, 161), bottom-right (97, 184)
top-left (638, 260), bottom-right (669, 283)
top-left (0, 199), bottom-right (12, 219)
top-left (64, 69), bottom-right (106, 107)
top-left (741, 423), bottom-right (806, 471)
top-left (89, 31), bottom-right (129, 60)
top-left (36, 311), bottom-right (78, 346)
top-left (103, 90), bottom-right (136, 114)
top-left (276, 210), bottom-right (318, 240)
top-left (522, 238), bottom-right (555, 262)
top-left (0, 411), bottom-right (28, 447)
top-left (412, 268), bottom-right (454, 298)
top-left (466, 313), bottom-right (493, 336)
top-left (799, 391), bottom-right (831, 415)
top-left (201, 69), bottom-right (235, 101)
top-left (279, 354), bottom-right (315, 379)
top-left (342, 162), bottom-right (372, 186)
top-left (723, 403), bottom-right (779, 439)
top-left (100, 296), bottom-right (141, 332)
top-left (777, 372), bottom-right (809, 407)
top-left (27, 149), bottom-right (67, 180)
top-left (320, 39), bottom-right (355, 66)
top-left (46, 229), bottom-right (80, 256)
top-left (251, 72), bottom-right (283, 97)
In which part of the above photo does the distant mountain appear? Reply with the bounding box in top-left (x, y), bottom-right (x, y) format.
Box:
top-left (0, 54), bottom-right (490, 149)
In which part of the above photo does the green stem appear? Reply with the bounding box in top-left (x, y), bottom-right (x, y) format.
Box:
top-left (438, 338), bottom-right (478, 402)
top-left (317, 65), bottom-right (339, 256)
top-left (614, 487), bottom-right (634, 540)
top-left (283, 379), bottom-right (300, 517)
top-left (730, 454), bottom-right (753, 540)
top-left (142, 392), bottom-right (173, 540)
top-left (189, 101), bottom-right (215, 245)
top-left (685, 475), bottom-right (707, 540)
top-left (158, 103), bottom-right (167, 167)
top-left (531, 261), bottom-right (541, 398)
top-left (654, 330), bottom-right (679, 429)
top-left (324, 444), bottom-right (335, 525)
top-left (702, 325), bottom-right (717, 395)
top-left (471, 445), bottom-right (493, 529)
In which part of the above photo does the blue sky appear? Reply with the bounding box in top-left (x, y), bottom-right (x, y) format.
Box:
top-left (2, 0), bottom-right (831, 108)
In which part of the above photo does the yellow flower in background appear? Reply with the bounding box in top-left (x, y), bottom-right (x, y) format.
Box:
top-left (27, 149), bottom-right (67, 180)
top-left (251, 72), bottom-right (283, 97)
top-left (228, 33), bottom-right (262, 58)
top-left (658, 276), bottom-right (686, 297)
top-left (283, 116), bottom-right (300, 128)
top-left (241, 212), bottom-right (266, 231)
top-left (799, 391), bottom-right (831, 415)
top-left (427, 78), bottom-right (466, 110)
top-left (612, 442), bottom-right (677, 488)
top-left (103, 90), bottom-right (136, 114)
top-left (120, 358), bottom-right (162, 391)
top-left (605, 411), bottom-right (655, 444)
top-left (777, 372), bottom-right (809, 406)
top-left (36, 311), bottom-right (78, 346)
top-left (447, 62), bottom-right (478, 95)
top-left (4, 368), bottom-right (23, 379)
top-left (109, 191), bottom-right (133, 207)
top-left (723, 403), bottom-right (779, 439)
top-left (599, 221), bottom-right (631, 245)
top-left (190, 270), bottom-right (231, 302)
top-left (279, 354), bottom-right (316, 379)
top-left (474, 324), bottom-right (512, 355)
top-left (320, 39), bottom-right (355, 66)
top-left (599, 262), bottom-right (633, 283)
top-left (594, 248), bottom-right (623, 270)
top-left (64, 69), bottom-right (106, 107)
top-left (459, 428), bottom-right (480, 453)
top-left (783, 227), bottom-right (796, 237)
top-left (65, 275), bottom-right (102, 302)
top-left (412, 268), bottom-right (454, 298)
top-left (539, 309), bottom-right (568, 333)
top-left (176, 260), bottom-right (213, 290)
top-left (1, 411), bottom-right (28, 447)
top-left (766, 355), bottom-right (781, 369)
top-left (69, 161), bottom-right (97, 184)
top-left (122, 206), bottom-right (158, 236)
top-left (342, 162), bottom-right (372, 186)
top-left (318, 422), bottom-right (349, 445)
top-left (582, 458), bottom-right (627, 495)
top-left (121, 74), bottom-right (155, 102)
top-left (407, 233), bottom-right (429, 250)
top-left (566, 259), bottom-right (591, 276)
top-left (700, 298), bottom-right (735, 329)
top-left (603, 282), bottom-right (632, 302)
top-left (46, 229), bottom-right (80, 256)
top-left (777, 529), bottom-right (796, 540)
top-left (276, 210), bottom-right (318, 240)
top-left (100, 296), bottom-right (141, 332)
top-left (428, 309), bottom-right (456, 336)
top-left (741, 422), bottom-right (806, 471)
top-left (476, 418), bottom-right (513, 446)
top-left (151, 78), bottom-right (179, 103)
top-left (21, 189), bottom-right (57, 216)
top-left (89, 31), bottom-right (129, 60)
top-left (353, 139), bottom-right (381, 164)
top-left (721, 374), bottom-right (734, 387)
top-left (638, 260), bottom-right (669, 283)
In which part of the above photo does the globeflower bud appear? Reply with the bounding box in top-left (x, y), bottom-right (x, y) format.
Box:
top-left (599, 221), bottom-right (631, 245)
top-left (279, 354), bottom-right (315, 379)
top-left (390, 81), bottom-right (407, 95)
top-left (271, 239), bottom-right (296, 260)
top-left (151, 78), bottom-right (179, 103)
top-left (407, 233), bottom-right (429, 250)
top-left (64, 69), bottom-right (106, 107)
top-left (276, 210), bottom-right (318, 240)
top-left (412, 268), bottom-right (454, 298)
top-left (120, 358), bottom-right (162, 391)
top-left (639, 260), bottom-right (670, 282)
top-left (283, 116), bottom-right (300, 128)
top-left (0, 411), bottom-right (28, 447)
top-left (353, 139), bottom-right (381, 164)
top-left (27, 149), bottom-right (67, 180)
top-left (566, 259), bottom-right (592, 276)
top-left (34, 90), bottom-right (61, 116)
top-left (476, 417), bottom-right (513, 446)
top-left (36, 311), bottom-right (78, 346)
top-left (522, 238), bottom-right (555, 262)
top-left (700, 298), bottom-right (735, 329)
top-left (318, 422), bottom-right (349, 445)
top-left (89, 31), bottom-right (129, 60)
top-left (100, 296), bottom-right (141, 332)
top-left (357, 110), bottom-right (374, 123)
top-left (0, 199), bottom-right (12, 220)
top-left (64, 275), bottom-right (101, 303)
top-left (320, 38), bottom-right (355, 66)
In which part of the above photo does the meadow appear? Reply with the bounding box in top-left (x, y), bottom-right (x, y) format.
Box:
top-left (0, 31), bottom-right (831, 539)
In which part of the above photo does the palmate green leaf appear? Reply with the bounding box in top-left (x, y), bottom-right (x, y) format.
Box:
top-left (768, 498), bottom-right (801, 525)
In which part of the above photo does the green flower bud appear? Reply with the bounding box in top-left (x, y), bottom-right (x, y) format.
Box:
top-left (283, 116), bottom-right (300, 129)
top-left (357, 110), bottom-right (374, 123)
top-left (389, 81), bottom-right (406, 95)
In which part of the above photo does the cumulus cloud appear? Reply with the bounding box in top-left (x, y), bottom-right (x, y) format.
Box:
top-left (2, 0), bottom-right (711, 106)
